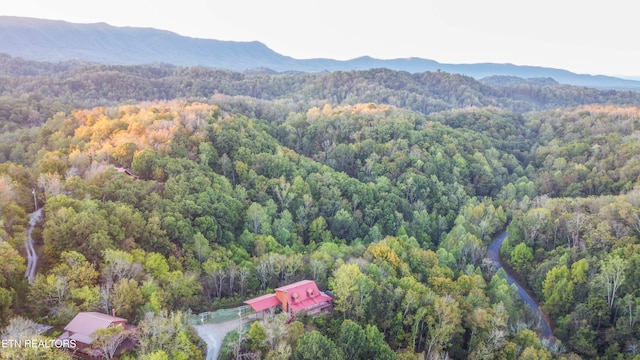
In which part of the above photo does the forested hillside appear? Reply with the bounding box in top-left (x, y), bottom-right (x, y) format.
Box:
top-left (2, 53), bottom-right (640, 132)
top-left (1, 57), bottom-right (640, 359)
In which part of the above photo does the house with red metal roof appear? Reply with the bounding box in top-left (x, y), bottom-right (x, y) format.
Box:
top-left (244, 280), bottom-right (332, 318)
top-left (57, 312), bottom-right (136, 359)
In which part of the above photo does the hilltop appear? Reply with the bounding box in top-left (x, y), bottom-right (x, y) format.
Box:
top-left (2, 16), bottom-right (640, 91)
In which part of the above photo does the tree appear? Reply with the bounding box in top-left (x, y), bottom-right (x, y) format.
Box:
top-left (330, 263), bottom-right (374, 320)
top-left (136, 311), bottom-right (202, 359)
top-left (308, 216), bottom-right (332, 245)
top-left (28, 273), bottom-right (74, 323)
top-left (0, 316), bottom-right (73, 360)
top-left (203, 259), bottom-right (228, 299)
top-left (570, 258), bottom-right (589, 284)
top-left (274, 178), bottom-right (295, 210)
top-left (144, 253), bottom-right (170, 281)
top-left (566, 212), bottom-right (587, 248)
top-left (111, 278), bottom-right (144, 322)
top-left (0, 288), bottom-right (11, 327)
top-left (509, 242), bottom-right (533, 274)
top-left (112, 142), bottom-right (138, 168)
top-left (521, 207), bottom-right (551, 246)
top-left (101, 249), bottom-right (142, 287)
top-left (309, 256), bottom-right (329, 286)
top-left (292, 330), bottom-right (344, 360)
top-left (246, 202), bottom-right (268, 234)
top-left (238, 261), bottom-right (253, 297)
top-left (53, 251), bottom-right (100, 290)
top-left (362, 324), bottom-right (396, 360)
top-left (131, 149), bottom-right (161, 180)
top-left (331, 209), bottom-right (358, 242)
top-left (426, 294), bottom-right (462, 359)
top-left (0, 241), bottom-right (26, 288)
top-left (161, 271), bottom-right (201, 310)
top-left (542, 265), bottom-right (574, 317)
top-left (192, 232), bottom-right (211, 263)
top-left (139, 351), bottom-right (170, 360)
top-left (92, 324), bottom-right (129, 360)
top-left (338, 320), bottom-right (366, 360)
top-left (247, 321), bottom-right (267, 353)
top-left (261, 313), bottom-right (289, 351)
top-left (597, 254), bottom-right (627, 309)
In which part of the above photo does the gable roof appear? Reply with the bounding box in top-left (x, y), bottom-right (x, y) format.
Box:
top-left (244, 280), bottom-right (332, 314)
top-left (244, 293), bottom-right (281, 312)
top-left (64, 312), bottom-right (127, 344)
top-left (289, 292), bottom-right (333, 312)
top-left (275, 280), bottom-right (332, 313)
top-left (275, 280), bottom-right (316, 293)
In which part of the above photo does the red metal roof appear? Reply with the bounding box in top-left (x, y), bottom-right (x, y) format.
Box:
top-left (275, 280), bottom-right (332, 313)
top-left (289, 293), bottom-right (333, 312)
top-left (244, 280), bottom-right (332, 314)
top-left (244, 293), bottom-right (281, 312)
top-left (275, 280), bottom-right (316, 292)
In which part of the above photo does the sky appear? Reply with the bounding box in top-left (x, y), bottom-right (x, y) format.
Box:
top-left (1, 0), bottom-right (638, 78)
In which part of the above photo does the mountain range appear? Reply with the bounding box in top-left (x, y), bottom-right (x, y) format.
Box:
top-left (2, 16), bottom-right (640, 91)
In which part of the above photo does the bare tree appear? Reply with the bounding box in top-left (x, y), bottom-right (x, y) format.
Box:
top-left (310, 258), bottom-right (327, 284)
top-left (92, 325), bottom-right (129, 360)
top-left (1, 316), bottom-right (41, 340)
top-left (256, 257), bottom-right (272, 291)
top-left (102, 249), bottom-right (143, 285)
top-left (566, 212), bottom-right (587, 248)
top-left (99, 283), bottom-right (112, 314)
top-left (598, 254), bottom-right (627, 309)
top-left (239, 265), bottom-right (252, 297)
top-left (228, 263), bottom-right (238, 296)
top-left (611, 221), bottom-right (631, 240)
top-left (210, 265), bottom-right (228, 300)
top-left (261, 313), bottom-right (289, 351)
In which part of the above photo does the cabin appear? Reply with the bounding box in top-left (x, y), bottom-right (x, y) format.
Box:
top-left (244, 280), bottom-right (332, 319)
top-left (57, 312), bottom-right (136, 359)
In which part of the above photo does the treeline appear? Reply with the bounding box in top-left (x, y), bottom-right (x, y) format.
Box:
top-left (2, 54), bottom-right (640, 132)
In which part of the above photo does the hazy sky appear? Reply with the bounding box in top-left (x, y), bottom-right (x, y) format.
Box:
top-left (2, 0), bottom-right (638, 77)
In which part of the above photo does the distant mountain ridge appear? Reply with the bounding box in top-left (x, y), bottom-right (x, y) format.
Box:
top-left (2, 16), bottom-right (640, 91)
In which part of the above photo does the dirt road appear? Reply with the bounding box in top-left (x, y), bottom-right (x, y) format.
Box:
top-left (25, 208), bottom-right (43, 284)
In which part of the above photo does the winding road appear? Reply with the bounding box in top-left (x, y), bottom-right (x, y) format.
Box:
top-left (25, 208), bottom-right (43, 284)
top-left (192, 234), bottom-right (549, 359)
top-left (488, 232), bottom-right (554, 339)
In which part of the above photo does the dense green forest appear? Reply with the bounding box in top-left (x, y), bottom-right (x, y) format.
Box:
top-left (1, 54), bottom-right (640, 359)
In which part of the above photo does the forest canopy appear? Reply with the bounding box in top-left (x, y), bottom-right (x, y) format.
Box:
top-left (1, 56), bottom-right (640, 359)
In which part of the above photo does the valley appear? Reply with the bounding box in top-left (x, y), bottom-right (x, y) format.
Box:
top-left (0, 48), bottom-right (639, 358)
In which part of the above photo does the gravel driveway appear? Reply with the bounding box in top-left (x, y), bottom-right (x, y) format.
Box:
top-left (194, 314), bottom-right (258, 360)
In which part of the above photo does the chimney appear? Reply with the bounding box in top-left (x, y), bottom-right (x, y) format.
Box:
top-left (112, 309), bottom-right (116, 317)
